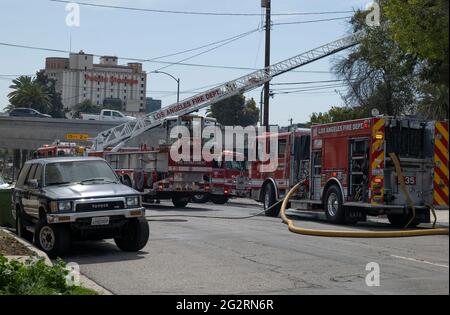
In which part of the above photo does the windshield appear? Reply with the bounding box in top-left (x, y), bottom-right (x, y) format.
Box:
top-left (44, 160), bottom-right (118, 186)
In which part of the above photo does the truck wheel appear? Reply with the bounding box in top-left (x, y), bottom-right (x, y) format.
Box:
top-left (324, 185), bottom-right (345, 224)
top-left (192, 194), bottom-right (209, 204)
top-left (263, 184), bottom-right (280, 217)
top-left (210, 195), bottom-right (229, 205)
top-left (15, 208), bottom-right (34, 243)
top-left (387, 213), bottom-right (420, 228)
top-left (114, 217), bottom-right (149, 252)
top-left (172, 197), bottom-right (189, 208)
top-left (34, 221), bottom-right (71, 259)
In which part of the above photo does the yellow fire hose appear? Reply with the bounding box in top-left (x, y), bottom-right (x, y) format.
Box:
top-left (280, 153), bottom-right (449, 238)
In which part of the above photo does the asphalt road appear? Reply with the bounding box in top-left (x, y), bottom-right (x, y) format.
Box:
top-left (65, 201), bottom-right (449, 295)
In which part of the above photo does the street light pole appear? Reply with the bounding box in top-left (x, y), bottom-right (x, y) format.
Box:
top-left (153, 70), bottom-right (181, 103)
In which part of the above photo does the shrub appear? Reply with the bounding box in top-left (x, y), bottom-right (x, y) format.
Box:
top-left (0, 255), bottom-right (96, 295)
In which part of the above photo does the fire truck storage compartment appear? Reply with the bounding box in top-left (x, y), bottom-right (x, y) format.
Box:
top-left (349, 138), bottom-right (369, 202)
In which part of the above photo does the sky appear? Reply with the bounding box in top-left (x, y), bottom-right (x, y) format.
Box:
top-left (0, 0), bottom-right (368, 126)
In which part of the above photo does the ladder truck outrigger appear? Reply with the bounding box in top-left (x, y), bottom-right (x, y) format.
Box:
top-left (87, 32), bottom-right (364, 207)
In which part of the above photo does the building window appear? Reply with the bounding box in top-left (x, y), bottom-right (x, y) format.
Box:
top-left (124, 90), bottom-right (127, 93)
top-left (140, 97), bottom-right (144, 101)
top-left (141, 84), bottom-right (144, 88)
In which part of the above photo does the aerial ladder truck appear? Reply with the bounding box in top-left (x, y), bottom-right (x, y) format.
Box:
top-left (87, 32), bottom-right (364, 207)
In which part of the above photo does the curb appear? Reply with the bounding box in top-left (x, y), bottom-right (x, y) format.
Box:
top-left (1, 228), bottom-right (113, 295)
top-left (1, 228), bottom-right (52, 266)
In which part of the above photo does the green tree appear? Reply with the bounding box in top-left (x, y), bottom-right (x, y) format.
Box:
top-left (35, 71), bottom-right (66, 118)
top-left (7, 76), bottom-right (51, 114)
top-left (207, 94), bottom-right (260, 126)
top-left (333, 5), bottom-right (417, 117)
top-left (309, 106), bottom-right (364, 125)
top-left (72, 100), bottom-right (102, 119)
top-left (384, 0), bottom-right (449, 85)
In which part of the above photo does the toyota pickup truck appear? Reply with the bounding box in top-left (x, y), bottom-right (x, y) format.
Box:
top-left (11, 157), bottom-right (149, 258)
top-left (80, 109), bottom-right (136, 122)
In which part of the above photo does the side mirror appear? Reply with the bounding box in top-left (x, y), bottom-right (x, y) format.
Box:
top-left (27, 179), bottom-right (39, 189)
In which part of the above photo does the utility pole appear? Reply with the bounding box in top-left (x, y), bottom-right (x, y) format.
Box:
top-left (262, 0), bottom-right (271, 131)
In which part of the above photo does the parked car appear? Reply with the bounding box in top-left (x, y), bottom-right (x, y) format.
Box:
top-left (11, 157), bottom-right (149, 258)
top-left (9, 108), bottom-right (52, 118)
top-left (80, 109), bottom-right (136, 122)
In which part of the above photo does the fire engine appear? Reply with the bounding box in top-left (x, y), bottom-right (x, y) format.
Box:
top-left (251, 117), bottom-right (449, 228)
top-left (193, 151), bottom-right (249, 204)
top-left (89, 115), bottom-right (214, 208)
top-left (34, 141), bottom-right (86, 159)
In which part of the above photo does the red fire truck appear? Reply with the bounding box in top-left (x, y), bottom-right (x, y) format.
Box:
top-left (251, 117), bottom-right (449, 228)
top-left (34, 141), bottom-right (86, 159)
top-left (193, 151), bottom-right (249, 204)
top-left (89, 115), bottom-right (214, 208)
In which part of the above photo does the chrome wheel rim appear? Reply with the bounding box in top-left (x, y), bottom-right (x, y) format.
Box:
top-left (39, 226), bottom-right (55, 252)
top-left (327, 193), bottom-right (339, 217)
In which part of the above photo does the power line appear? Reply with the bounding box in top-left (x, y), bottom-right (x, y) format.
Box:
top-left (271, 79), bottom-right (349, 86)
top-left (49, 0), bottom-right (354, 17)
top-left (147, 27), bottom-right (262, 62)
top-left (273, 16), bottom-right (352, 26)
top-left (0, 42), bottom-right (332, 73)
top-left (152, 28), bottom-right (260, 72)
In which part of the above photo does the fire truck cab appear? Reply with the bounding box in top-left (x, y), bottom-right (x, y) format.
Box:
top-left (250, 130), bottom-right (311, 216)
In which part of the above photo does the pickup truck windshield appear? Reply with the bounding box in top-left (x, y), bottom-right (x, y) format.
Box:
top-left (45, 160), bottom-right (118, 186)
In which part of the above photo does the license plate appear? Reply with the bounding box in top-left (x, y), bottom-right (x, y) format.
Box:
top-left (91, 217), bottom-right (110, 226)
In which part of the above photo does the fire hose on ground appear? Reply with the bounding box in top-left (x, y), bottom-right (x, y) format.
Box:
top-left (279, 153), bottom-right (449, 238)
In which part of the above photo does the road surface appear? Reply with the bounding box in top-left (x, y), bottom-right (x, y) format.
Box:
top-left (65, 201), bottom-right (449, 295)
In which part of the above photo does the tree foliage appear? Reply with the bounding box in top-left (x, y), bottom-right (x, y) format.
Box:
top-left (71, 100), bottom-right (102, 119)
top-left (207, 94), bottom-right (260, 126)
top-left (35, 71), bottom-right (66, 118)
top-left (309, 106), bottom-right (364, 125)
top-left (7, 76), bottom-right (51, 114)
top-left (333, 0), bottom-right (449, 120)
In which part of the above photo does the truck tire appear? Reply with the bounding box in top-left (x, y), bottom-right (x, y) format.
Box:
top-left (114, 217), bottom-right (149, 252)
top-left (15, 208), bottom-right (34, 243)
top-left (263, 184), bottom-right (280, 217)
top-left (210, 195), bottom-right (229, 205)
top-left (387, 213), bottom-right (420, 228)
top-left (34, 220), bottom-right (71, 259)
top-left (324, 185), bottom-right (345, 224)
top-left (172, 197), bottom-right (189, 208)
top-left (192, 194), bottom-right (209, 204)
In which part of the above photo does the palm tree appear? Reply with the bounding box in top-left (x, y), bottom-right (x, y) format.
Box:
top-left (7, 76), bottom-right (51, 114)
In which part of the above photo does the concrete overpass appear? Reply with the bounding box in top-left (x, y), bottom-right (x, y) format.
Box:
top-left (0, 116), bottom-right (165, 151)
top-left (0, 116), bottom-right (121, 150)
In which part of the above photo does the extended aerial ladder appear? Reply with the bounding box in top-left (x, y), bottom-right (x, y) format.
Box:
top-left (92, 32), bottom-right (363, 151)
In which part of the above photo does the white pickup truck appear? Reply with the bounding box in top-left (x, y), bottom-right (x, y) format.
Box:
top-left (80, 109), bottom-right (136, 122)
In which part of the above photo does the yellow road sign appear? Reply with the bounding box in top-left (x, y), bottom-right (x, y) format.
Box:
top-left (66, 134), bottom-right (89, 141)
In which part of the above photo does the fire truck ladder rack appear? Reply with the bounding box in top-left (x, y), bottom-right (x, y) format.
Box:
top-left (92, 32), bottom-right (364, 152)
